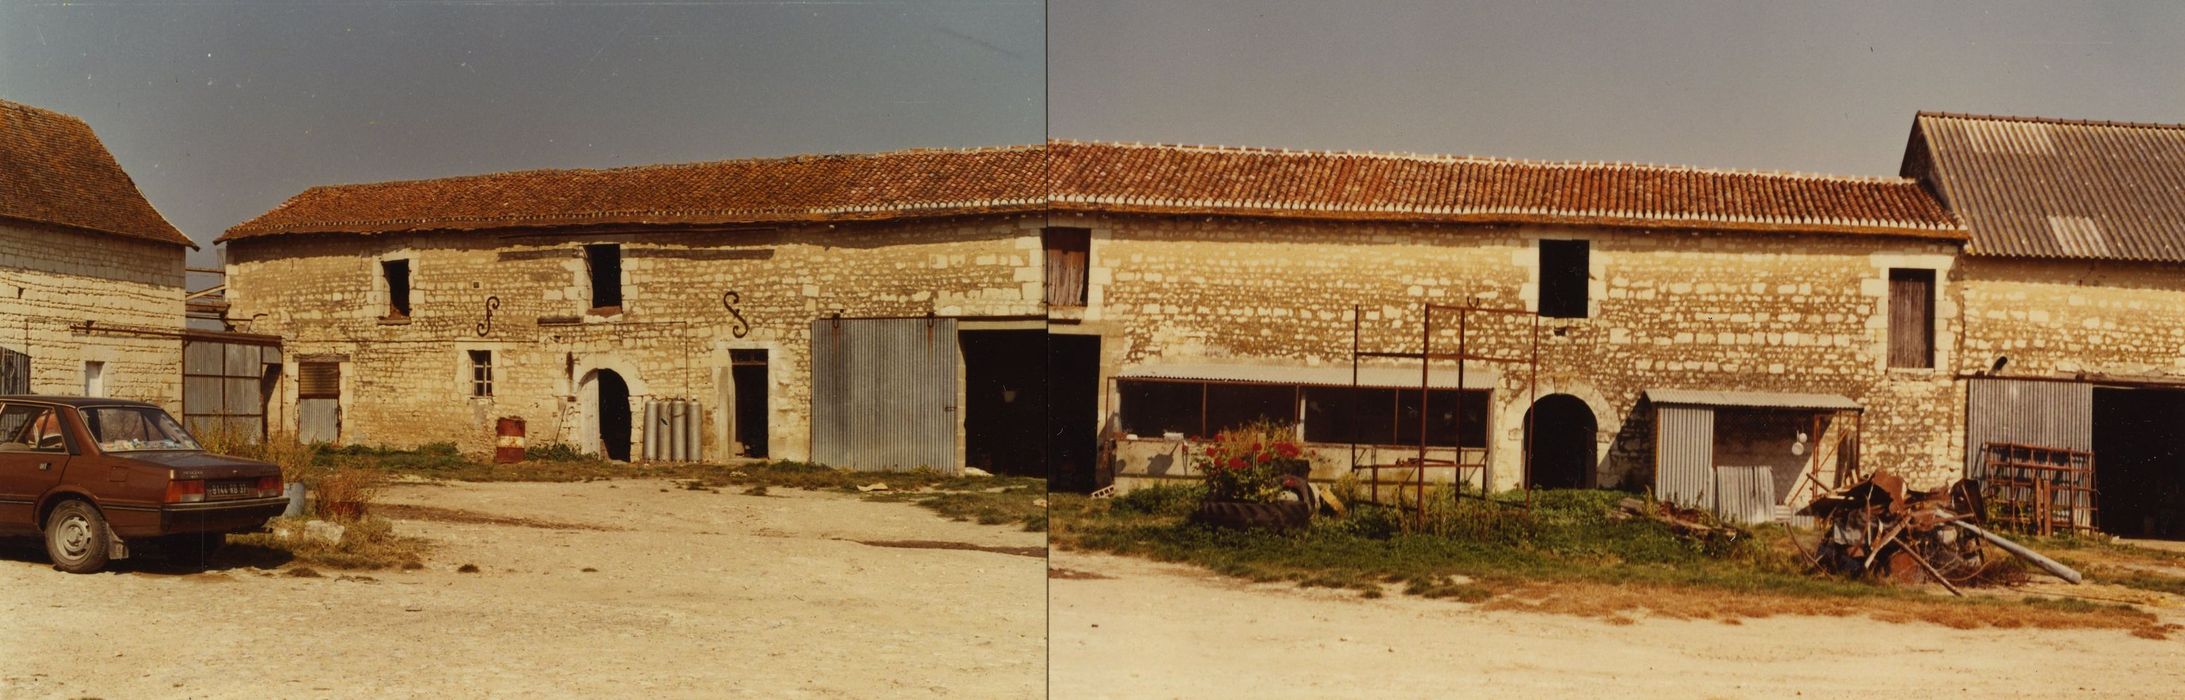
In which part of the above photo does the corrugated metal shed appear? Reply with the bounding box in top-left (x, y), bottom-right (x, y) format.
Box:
top-left (1906, 112), bottom-right (2185, 263)
top-left (1964, 378), bottom-right (2092, 479)
top-left (1654, 405), bottom-right (1715, 509)
top-left (809, 317), bottom-right (959, 472)
top-left (1714, 466), bottom-right (1778, 525)
top-left (1644, 388), bottom-right (1860, 411)
top-left (1118, 363), bottom-right (1499, 390)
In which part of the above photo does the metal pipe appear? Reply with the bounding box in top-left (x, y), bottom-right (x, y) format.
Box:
top-left (1951, 521), bottom-right (2083, 584)
top-left (641, 400), bottom-right (658, 461)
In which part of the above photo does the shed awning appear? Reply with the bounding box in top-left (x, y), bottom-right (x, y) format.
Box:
top-left (1645, 388), bottom-right (1860, 411)
top-left (1118, 363), bottom-right (1499, 390)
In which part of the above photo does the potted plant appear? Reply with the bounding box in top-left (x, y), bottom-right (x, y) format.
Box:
top-left (1189, 421), bottom-right (1318, 530)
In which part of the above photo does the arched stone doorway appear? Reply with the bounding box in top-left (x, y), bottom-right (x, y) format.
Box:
top-left (1525, 394), bottom-right (1597, 489)
top-left (580, 368), bottom-right (633, 461)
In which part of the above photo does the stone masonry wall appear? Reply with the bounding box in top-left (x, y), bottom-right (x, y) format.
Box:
top-left (1955, 256), bottom-right (2185, 380)
top-left (0, 221), bottom-right (186, 411)
top-left (223, 216), bottom-right (1044, 461)
top-left (1060, 214), bottom-right (1965, 491)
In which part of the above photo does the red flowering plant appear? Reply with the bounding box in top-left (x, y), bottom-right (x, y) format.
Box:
top-left (1191, 420), bottom-right (1312, 503)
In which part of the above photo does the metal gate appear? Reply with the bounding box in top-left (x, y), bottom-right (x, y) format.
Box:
top-left (1654, 405), bottom-right (1715, 509)
top-left (1964, 378), bottom-right (2092, 480)
top-left (0, 346), bottom-right (26, 395)
top-left (182, 336), bottom-right (281, 441)
top-left (809, 317), bottom-right (958, 472)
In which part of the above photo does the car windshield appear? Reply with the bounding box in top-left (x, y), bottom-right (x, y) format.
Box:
top-left (82, 406), bottom-right (201, 452)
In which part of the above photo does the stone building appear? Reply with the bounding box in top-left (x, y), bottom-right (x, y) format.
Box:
top-left (220, 148), bottom-right (1058, 473)
top-left (1047, 142), bottom-right (1967, 506)
top-left (1903, 112), bottom-right (2185, 537)
top-left (0, 99), bottom-right (194, 410)
top-left (226, 140), bottom-right (1971, 519)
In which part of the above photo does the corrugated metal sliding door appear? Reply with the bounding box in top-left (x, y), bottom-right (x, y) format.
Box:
top-left (1654, 405), bottom-right (1715, 509)
top-left (809, 317), bottom-right (959, 472)
top-left (1965, 378), bottom-right (2092, 479)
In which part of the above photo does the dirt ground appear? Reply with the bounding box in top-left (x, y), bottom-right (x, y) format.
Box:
top-left (1048, 549), bottom-right (2185, 699)
top-left (0, 480), bottom-right (1045, 699)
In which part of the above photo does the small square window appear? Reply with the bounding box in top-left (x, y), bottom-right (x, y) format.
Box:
top-left (468, 350), bottom-right (494, 398)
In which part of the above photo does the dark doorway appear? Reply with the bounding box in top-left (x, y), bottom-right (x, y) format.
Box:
top-left (2094, 388), bottom-right (2185, 538)
top-left (596, 369), bottom-right (631, 461)
top-left (730, 350), bottom-right (769, 458)
top-left (1048, 334), bottom-right (1101, 492)
top-left (961, 330), bottom-right (1049, 477)
top-left (1526, 394), bottom-right (1597, 489)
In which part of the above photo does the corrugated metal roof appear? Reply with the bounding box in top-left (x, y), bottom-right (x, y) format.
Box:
top-left (1905, 112), bottom-right (2185, 263)
top-left (224, 140), bottom-right (1965, 242)
top-left (1644, 388), bottom-right (1860, 411)
top-left (1118, 363), bottom-right (1499, 390)
top-left (0, 100), bottom-right (193, 247)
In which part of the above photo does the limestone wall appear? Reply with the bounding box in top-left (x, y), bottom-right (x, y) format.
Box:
top-left (1955, 256), bottom-right (2185, 380)
top-left (0, 221), bottom-right (186, 411)
top-left (1059, 214), bottom-right (1966, 491)
top-left (223, 217), bottom-right (1045, 460)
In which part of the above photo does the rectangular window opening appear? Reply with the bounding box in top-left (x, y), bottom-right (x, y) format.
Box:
top-left (1889, 268), bottom-right (1935, 369)
top-left (468, 350), bottom-right (494, 398)
top-left (382, 259), bottom-right (412, 318)
top-left (1117, 380), bottom-right (1205, 438)
top-left (1305, 387), bottom-right (1486, 447)
top-left (1042, 227), bottom-right (1091, 307)
top-left (83, 361), bottom-right (105, 398)
top-left (1539, 240), bottom-right (1589, 319)
top-left (586, 244), bottom-right (623, 312)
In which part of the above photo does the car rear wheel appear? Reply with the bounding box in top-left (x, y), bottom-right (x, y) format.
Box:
top-left (44, 500), bottom-right (112, 574)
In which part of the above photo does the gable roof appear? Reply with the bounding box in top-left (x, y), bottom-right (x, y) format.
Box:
top-left (0, 100), bottom-right (193, 248)
top-left (1903, 112), bottom-right (2185, 263)
top-left (224, 141), bottom-right (1963, 243)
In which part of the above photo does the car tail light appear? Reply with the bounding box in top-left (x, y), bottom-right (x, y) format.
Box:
top-left (256, 476), bottom-right (283, 499)
top-left (164, 479), bottom-right (205, 504)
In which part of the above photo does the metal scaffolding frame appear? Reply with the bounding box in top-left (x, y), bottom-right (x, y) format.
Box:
top-left (1349, 301), bottom-right (1544, 520)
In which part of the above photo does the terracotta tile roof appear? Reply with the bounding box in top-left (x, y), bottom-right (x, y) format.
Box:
top-left (224, 141), bottom-right (1963, 243)
top-left (1904, 112), bottom-right (2185, 262)
top-left (1046, 141), bottom-right (1959, 238)
top-left (0, 100), bottom-right (193, 248)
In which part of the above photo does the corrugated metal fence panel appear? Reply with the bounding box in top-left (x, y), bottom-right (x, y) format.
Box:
top-left (1965, 379), bottom-right (2092, 479)
top-left (809, 318), bottom-right (959, 472)
top-left (1714, 465), bottom-right (1777, 525)
top-left (1654, 406), bottom-right (1715, 509)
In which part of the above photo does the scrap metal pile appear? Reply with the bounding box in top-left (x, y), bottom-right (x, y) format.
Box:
top-left (1799, 471), bottom-right (2082, 594)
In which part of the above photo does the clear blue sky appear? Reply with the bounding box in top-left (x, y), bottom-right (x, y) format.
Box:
top-left (6, 1), bottom-right (2183, 269)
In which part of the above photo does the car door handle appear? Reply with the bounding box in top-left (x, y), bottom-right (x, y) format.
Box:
top-left (37, 462), bottom-right (51, 471)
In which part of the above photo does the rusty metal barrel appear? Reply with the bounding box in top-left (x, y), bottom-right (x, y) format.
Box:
top-left (494, 416), bottom-right (527, 463)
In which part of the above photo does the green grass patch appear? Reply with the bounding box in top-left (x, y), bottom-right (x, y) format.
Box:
top-left (1051, 487), bottom-right (2178, 637)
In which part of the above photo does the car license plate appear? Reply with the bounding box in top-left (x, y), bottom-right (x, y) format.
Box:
top-left (205, 479), bottom-right (254, 500)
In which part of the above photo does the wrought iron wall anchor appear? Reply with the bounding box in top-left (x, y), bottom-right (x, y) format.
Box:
top-left (475, 295), bottom-right (501, 337)
top-left (722, 290), bottom-right (750, 338)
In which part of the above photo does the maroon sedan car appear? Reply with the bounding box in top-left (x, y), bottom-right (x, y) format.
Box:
top-left (0, 396), bottom-right (284, 573)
